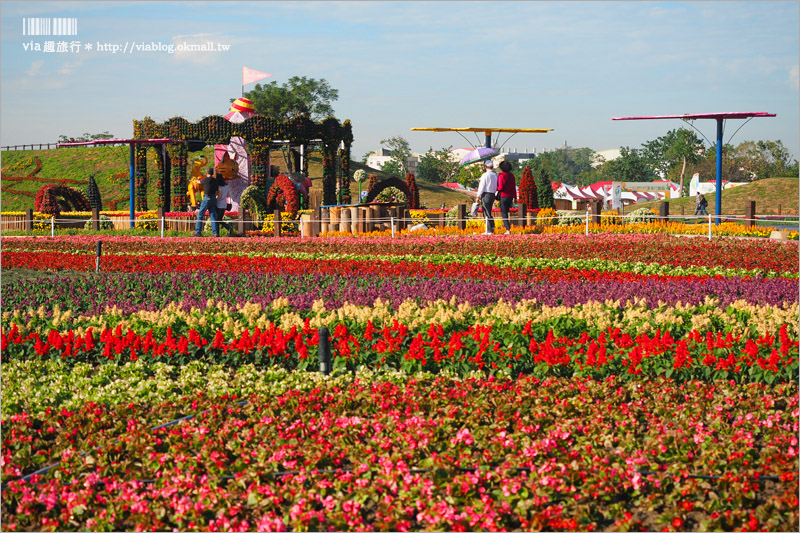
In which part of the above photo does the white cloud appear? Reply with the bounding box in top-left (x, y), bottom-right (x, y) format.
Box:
top-left (57, 59), bottom-right (83, 75)
top-left (790, 65), bottom-right (799, 91)
top-left (26, 60), bottom-right (44, 76)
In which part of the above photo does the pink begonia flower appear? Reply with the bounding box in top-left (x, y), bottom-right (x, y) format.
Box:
top-left (256, 514), bottom-right (285, 532)
top-left (450, 427), bottom-right (474, 445)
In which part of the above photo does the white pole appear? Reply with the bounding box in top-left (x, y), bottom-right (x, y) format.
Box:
top-left (391, 217), bottom-right (395, 238)
top-left (51, 217), bottom-right (55, 237)
top-left (300, 218), bottom-right (305, 238)
top-left (585, 210), bottom-right (589, 236)
top-left (707, 214), bottom-right (712, 240)
top-left (160, 217), bottom-right (165, 238)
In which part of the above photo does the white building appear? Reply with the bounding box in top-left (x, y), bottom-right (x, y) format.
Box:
top-left (366, 148), bottom-right (421, 176)
top-left (592, 148), bottom-right (622, 168)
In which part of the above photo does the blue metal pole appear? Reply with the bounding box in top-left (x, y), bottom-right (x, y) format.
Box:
top-left (715, 118), bottom-right (722, 226)
top-left (129, 143), bottom-right (135, 229)
top-left (485, 132), bottom-right (491, 148)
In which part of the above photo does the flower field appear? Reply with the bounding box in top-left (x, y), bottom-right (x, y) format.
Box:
top-left (1, 233), bottom-right (798, 531)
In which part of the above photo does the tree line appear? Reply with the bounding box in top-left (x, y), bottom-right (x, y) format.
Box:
top-left (403, 129), bottom-right (798, 195)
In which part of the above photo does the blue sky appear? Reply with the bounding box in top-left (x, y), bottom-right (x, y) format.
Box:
top-left (1, 1), bottom-right (798, 160)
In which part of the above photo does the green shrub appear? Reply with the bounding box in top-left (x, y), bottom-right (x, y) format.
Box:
top-left (83, 214), bottom-right (114, 230)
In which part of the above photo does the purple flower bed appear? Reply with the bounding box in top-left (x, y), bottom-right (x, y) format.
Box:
top-left (3, 272), bottom-right (796, 316)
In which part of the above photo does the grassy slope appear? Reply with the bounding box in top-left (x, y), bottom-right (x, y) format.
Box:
top-left (634, 177), bottom-right (799, 215)
top-left (1, 147), bottom-right (472, 212)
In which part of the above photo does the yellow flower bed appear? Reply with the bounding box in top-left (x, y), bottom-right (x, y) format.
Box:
top-left (536, 207), bottom-right (557, 226)
top-left (15, 298), bottom-right (795, 342)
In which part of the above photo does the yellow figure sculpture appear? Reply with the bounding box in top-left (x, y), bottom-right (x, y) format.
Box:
top-left (187, 156), bottom-right (208, 209)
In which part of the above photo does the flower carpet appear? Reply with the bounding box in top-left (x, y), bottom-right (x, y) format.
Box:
top-left (1, 233), bottom-right (798, 531)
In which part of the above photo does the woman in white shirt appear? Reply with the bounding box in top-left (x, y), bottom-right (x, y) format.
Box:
top-left (215, 174), bottom-right (238, 236)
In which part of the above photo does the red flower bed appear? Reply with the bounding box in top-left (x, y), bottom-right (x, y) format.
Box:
top-left (2, 377), bottom-right (797, 531)
top-left (1, 250), bottom-right (733, 285)
top-left (3, 320), bottom-right (796, 383)
top-left (2, 233), bottom-right (795, 273)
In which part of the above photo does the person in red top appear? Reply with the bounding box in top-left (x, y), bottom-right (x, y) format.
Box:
top-left (496, 160), bottom-right (517, 234)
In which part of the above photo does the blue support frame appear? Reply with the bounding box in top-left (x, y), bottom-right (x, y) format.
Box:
top-left (715, 119), bottom-right (723, 226)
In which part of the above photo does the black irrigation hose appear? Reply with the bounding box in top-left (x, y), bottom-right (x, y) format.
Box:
top-left (4, 463), bottom-right (782, 491)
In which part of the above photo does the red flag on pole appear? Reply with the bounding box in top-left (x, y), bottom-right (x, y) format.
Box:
top-left (242, 67), bottom-right (271, 86)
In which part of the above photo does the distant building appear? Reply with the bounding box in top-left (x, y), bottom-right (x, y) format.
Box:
top-left (366, 148), bottom-right (420, 175)
top-left (592, 148), bottom-right (622, 168)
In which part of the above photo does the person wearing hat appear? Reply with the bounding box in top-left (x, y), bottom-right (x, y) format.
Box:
top-left (475, 159), bottom-right (498, 235)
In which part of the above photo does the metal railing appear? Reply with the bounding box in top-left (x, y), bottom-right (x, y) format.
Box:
top-left (1, 143), bottom-right (60, 151)
top-left (1, 212), bottom-right (797, 241)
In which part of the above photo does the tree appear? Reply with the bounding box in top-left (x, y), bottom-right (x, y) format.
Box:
top-left (244, 76), bottom-right (339, 174)
top-left (526, 147), bottom-right (600, 187)
top-left (641, 128), bottom-right (703, 195)
top-left (535, 169), bottom-right (555, 209)
top-left (380, 136), bottom-right (412, 175)
top-left (380, 159), bottom-right (403, 177)
top-left (455, 165), bottom-right (482, 189)
top-left (732, 140), bottom-right (795, 180)
top-left (685, 143), bottom-right (745, 182)
top-left (417, 146), bottom-right (460, 184)
top-left (243, 76), bottom-right (338, 121)
top-left (601, 147), bottom-right (654, 182)
top-left (58, 131), bottom-right (114, 143)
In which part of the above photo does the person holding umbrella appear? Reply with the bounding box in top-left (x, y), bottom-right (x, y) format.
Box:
top-left (475, 159), bottom-right (498, 235)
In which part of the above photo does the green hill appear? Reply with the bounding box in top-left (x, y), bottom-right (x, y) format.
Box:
top-left (1, 146), bottom-right (473, 212)
top-left (635, 177), bottom-right (798, 215)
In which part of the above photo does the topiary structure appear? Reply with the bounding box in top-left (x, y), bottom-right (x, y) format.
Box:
top-left (363, 177), bottom-right (413, 205)
top-left (34, 185), bottom-right (90, 217)
top-left (266, 174), bottom-right (301, 214)
top-left (405, 173), bottom-right (420, 209)
top-left (367, 174), bottom-right (379, 193)
top-left (535, 169), bottom-right (555, 209)
top-left (518, 167), bottom-right (538, 210)
top-left (85, 175), bottom-right (103, 210)
top-left (84, 214), bottom-right (114, 230)
top-left (374, 186), bottom-right (407, 204)
top-left (240, 185), bottom-right (269, 226)
top-left (556, 210), bottom-right (583, 226)
top-left (626, 207), bottom-right (659, 224)
top-left (445, 205), bottom-right (459, 227)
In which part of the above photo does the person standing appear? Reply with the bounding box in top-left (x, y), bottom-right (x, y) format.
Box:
top-left (215, 173), bottom-right (237, 236)
top-left (497, 160), bottom-right (517, 234)
top-left (695, 193), bottom-right (709, 216)
top-left (193, 168), bottom-right (219, 237)
top-left (475, 159), bottom-right (498, 235)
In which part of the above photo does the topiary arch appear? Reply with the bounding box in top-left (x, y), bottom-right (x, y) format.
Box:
top-left (266, 174), bottom-right (300, 214)
top-left (363, 177), bottom-right (412, 204)
top-left (34, 184), bottom-right (90, 216)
